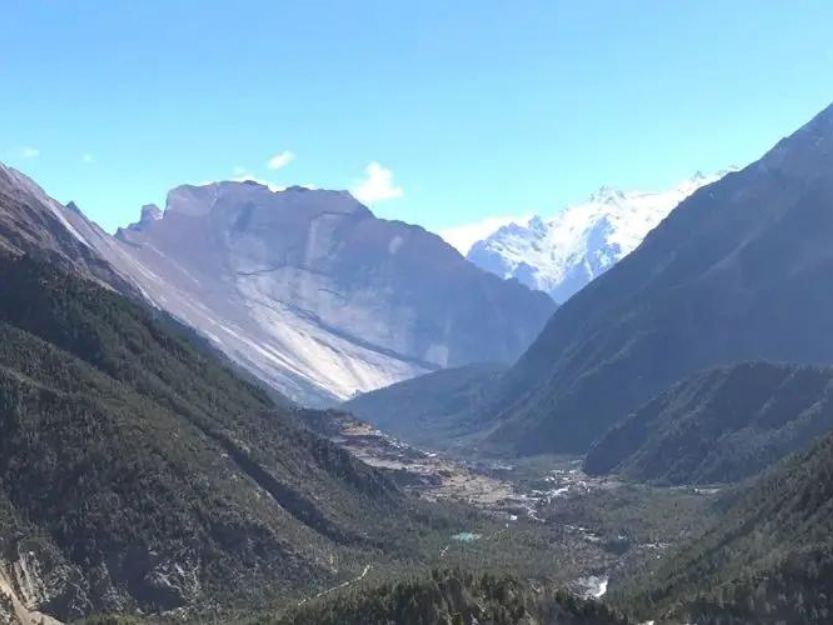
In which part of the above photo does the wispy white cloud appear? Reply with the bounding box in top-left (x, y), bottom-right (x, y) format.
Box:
top-left (266, 150), bottom-right (295, 170)
top-left (21, 146), bottom-right (40, 159)
top-left (439, 213), bottom-right (532, 255)
top-left (81, 153), bottom-right (94, 164)
top-left (351, 162), bottom-right (403, 205)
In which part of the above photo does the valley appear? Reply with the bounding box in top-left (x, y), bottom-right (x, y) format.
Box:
top-left (309, 410), bottom-right (718, 605)
top-left (3, 15), bottom-right (833, 621)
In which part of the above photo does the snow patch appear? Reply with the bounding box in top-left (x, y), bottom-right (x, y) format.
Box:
top-left (388, 235), bottom-right (404, 255)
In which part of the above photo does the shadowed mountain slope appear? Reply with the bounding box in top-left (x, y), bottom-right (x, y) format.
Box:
top-left (584, 361), bottom-right (833, 485)
top-left (342, 363), bottom-right (508, 448)
top-left (484, 101), bottom-right (833, 454)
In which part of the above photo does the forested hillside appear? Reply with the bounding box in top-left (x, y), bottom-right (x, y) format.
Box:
top-left (262, 569), bottom-right (630, 625)
top-left (0, 252), bottom-right (418, 620)
top-left (617, 427), bottom-right (833, 624)
top-left (585, 362), bottom-right (833, 485)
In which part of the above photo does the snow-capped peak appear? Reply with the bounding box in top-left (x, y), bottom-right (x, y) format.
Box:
top-left (467, 172), bottom-right (729, 303)
top-left (588, 185), bottom-right (625, 203)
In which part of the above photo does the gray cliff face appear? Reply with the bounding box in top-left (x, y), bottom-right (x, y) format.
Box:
top-left (108, 181), bottom-right (555, 405)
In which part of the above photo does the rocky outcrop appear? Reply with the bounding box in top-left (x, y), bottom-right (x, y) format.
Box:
top-left (0, 545), bottom-right (74, 625)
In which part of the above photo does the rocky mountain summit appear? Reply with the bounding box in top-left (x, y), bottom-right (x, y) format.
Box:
top-left (101, 181), bottom-right (554, 405)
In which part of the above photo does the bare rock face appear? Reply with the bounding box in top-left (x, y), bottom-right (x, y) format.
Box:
top-left (118, 203), bottom-right (162, 234)
top-left (0, 542), bottom-right (84, 625)
top-left (107, 181), bottom-right (555, 405)
top-left (0, 164), bottom-right (127, 291)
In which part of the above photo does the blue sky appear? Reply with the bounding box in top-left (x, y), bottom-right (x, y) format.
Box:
top-left (2, 1), bottom-right (832, 243)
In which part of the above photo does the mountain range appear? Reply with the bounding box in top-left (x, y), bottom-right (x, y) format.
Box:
top-left (347, 102), bottom-right (833, 463)
top-left (331, 100), bottom-right (833, 625)
top-left (481, 101), bottom-right (833, 454)
top-left (0, 169), bottom-right (554, 406)
top-left (0, 156), bottom-right (624, 625)
top-left (466, 172), bottom-right (725, 303)
top-left (5, 91), bottom-right (833, 625)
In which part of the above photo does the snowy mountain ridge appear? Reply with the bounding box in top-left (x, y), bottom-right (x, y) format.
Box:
top-left (467, 171), bottom-right (729, 303)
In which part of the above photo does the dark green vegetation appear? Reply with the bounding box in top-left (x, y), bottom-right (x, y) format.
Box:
top-left (615, 427), bottom-right (833, 624)
top-left (0, 252), bottom-right (451, 620)
top-left (75, 570), bottom-right (629, 625)
top-left (342, 363), bottom-right (507, 448)
top-left (548, 484), bottom-right (714, 556)
top-left (542, 481), bottom-right (718, 602)
top-left (475, 103), bottom-right (833, 455)
top-left (585, 362), bottom-right (833, 485)
top-left (260, 569), bottom-right (629, 625)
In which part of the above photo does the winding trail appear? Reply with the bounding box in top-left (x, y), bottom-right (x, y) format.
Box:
top-left (297, 564), bottom-right (372, 606)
